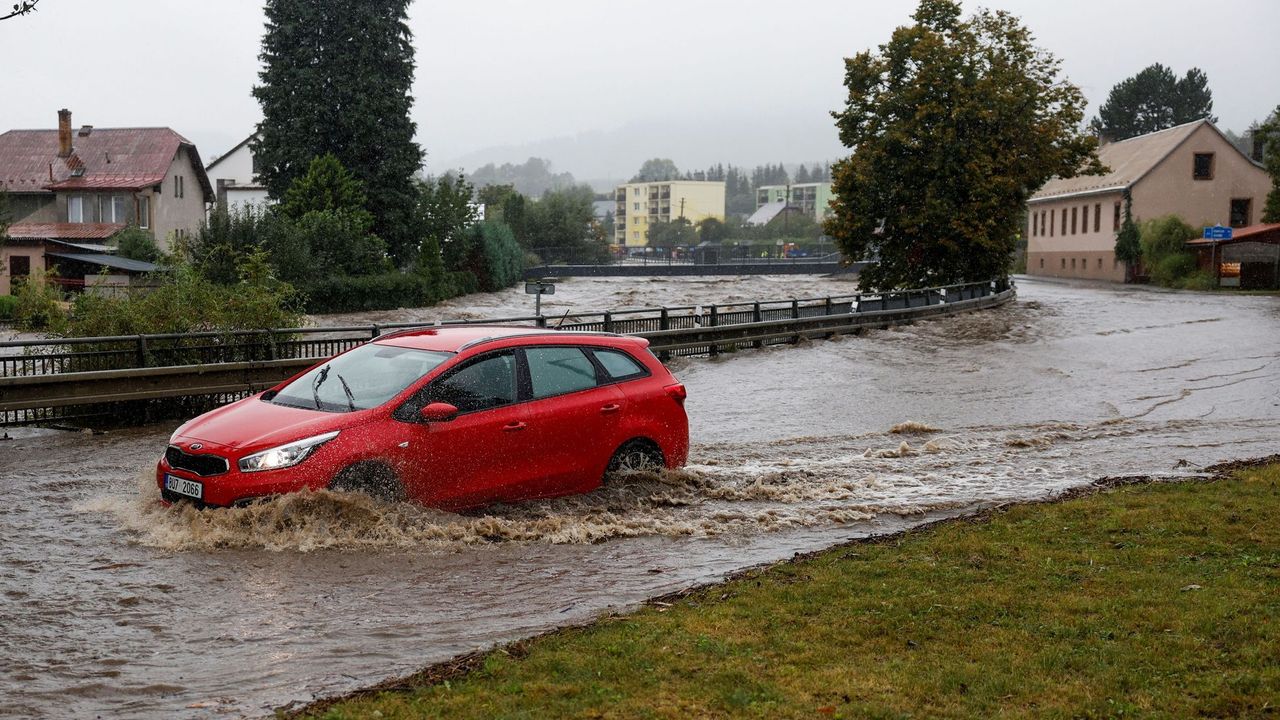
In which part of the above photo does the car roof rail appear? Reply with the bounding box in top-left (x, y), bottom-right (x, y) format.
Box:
top-left (456, 329), bottom-right (624, 353)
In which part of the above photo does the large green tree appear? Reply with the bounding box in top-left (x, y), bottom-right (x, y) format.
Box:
top-left (631, 159), bottom-right (680, 182)
top-left (1092, 64), bottom-right (1216, 141)
top-left (826, 0), bottom-right (1102, 291)
top-left (252, 0), bottom-right (422, 265)
top-left (1259, 105), bottom-right (1280, 223)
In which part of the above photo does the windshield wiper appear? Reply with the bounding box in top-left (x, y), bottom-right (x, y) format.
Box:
top-left (336, 372), bottom-right (356, 412)
top-left (312, 365), bottom-right (331, 409)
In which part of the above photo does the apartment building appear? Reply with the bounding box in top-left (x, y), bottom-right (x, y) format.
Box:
top-left (755, 182), bottom-right (833, 222)
top-left (613, 180), bottom-right (725, 246)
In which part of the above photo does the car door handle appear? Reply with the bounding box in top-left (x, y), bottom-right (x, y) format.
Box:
top-left (600, 404), bottom-right (621, 414)
top-left (502, 421), bottom-right (527, 432)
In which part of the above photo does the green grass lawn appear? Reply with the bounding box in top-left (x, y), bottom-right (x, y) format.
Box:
top-left (304, 465), bottom-right (1280, 719)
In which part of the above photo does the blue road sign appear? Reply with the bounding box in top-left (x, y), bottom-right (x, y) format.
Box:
top-left (1203, 225), bottom-right (1233, 240)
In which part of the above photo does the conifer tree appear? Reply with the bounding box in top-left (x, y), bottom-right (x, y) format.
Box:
top-left (253, 0), bottom-right (423, 265)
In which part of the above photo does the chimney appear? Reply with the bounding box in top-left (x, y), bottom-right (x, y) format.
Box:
top-left (57, 108), bottom-right (72, 158)
top-left (78, 125), bottom-right (93, 137)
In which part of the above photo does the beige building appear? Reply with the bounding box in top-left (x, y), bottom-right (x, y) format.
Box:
top-left (1, 109), bottom-right (213, 293)
top-left (614, 180), bottom-right (725, 246)
top-left (1027, 120), bottom-right (1270, 282)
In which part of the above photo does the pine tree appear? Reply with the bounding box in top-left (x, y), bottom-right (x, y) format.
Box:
top-left (252, 0), bottom-right (423, 265)
top-left (1091, 64), bottom-right (1216, 141)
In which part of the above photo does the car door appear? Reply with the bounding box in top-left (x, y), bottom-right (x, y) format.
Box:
top-left (515, 345), bottom-right (625, 499)
top-left (387, 350), bottom-right (534, 508)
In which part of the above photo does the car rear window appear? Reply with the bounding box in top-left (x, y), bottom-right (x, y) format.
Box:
top-left (592, 348), bottom-right (646, 380)
top-left (526, 347), bottom-right (598, 398)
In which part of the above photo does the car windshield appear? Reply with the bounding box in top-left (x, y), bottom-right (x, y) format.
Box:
top-left (270, 343), bottom-right (453, 413)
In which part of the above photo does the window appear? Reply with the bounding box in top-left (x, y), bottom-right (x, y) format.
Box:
top-left (99, 195), bottom-right (127, 223)
top-left (1081, 205), bottom-right (1088, 234)
top-left (137, 196), bottom-right (150, 229)
top-left (1230, 198), bottom-right (1252, 228)
top-left (9, 255), bottom-right (30, 280)
top-left (592, 348), bottom-right (646, 380)
top-left (1061, 208), bottom-right (1067, 236)
top-left (1071, 207), bottom-right (1078, 235)
top-left (1093, 203), bottom-right (1101, 233)
top-left (1071, 258), bottom-right (1076, 269)
top-left (67, 195), bottom-right (84, 223)
top-left (526, 347), bottom-right (598, 399)
top-left (633, 202), bottom-right (639, 211)
top-left (1113, 202), bottom-right (1121, 232)
top-left (1193, 153), bottom-right (1214, 180)
top-left (1097, 258), bottom-right (1103, 270)
top-left (1061, 258), bottom-right (1066, 269)
top-left (430, 352), bottom-right (516, 413)
top-left (1050, 209), bottom-right (1055, 237)
top-left (1039, 258), bottom-right (1044, 269)
top-left (174, 175), bottom-right (185, 198)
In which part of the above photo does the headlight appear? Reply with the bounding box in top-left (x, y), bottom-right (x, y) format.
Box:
top-left (238, 431), bottom-right (340, 473)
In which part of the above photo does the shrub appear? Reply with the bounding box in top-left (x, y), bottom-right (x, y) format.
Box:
top-left (113, 225), bottom-right (161, 263)
top-left (1179, 269), bottom-right (1217, 291)
top-left (1140, 215), bottom-right (1198, 287)
top-left (443, 220), bottom-right (525, 293)
top-left (14, 269), bottom-right (67, 332)
top-left (1149, 252), bottom-right (1198, 287)
top-left (0, 294), bottom-right (18, 320)
top-left (301, 272), bottom-right (433, 314)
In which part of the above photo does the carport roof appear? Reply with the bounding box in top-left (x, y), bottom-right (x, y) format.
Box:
top-left (46, 252), bottom-right (161, 273)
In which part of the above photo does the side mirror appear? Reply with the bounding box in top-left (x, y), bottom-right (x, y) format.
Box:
top-left (420, 402), bottom-right (459, 423)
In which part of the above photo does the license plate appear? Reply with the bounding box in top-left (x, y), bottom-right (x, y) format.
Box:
top-left (164, 474), bottom-right (203, 500)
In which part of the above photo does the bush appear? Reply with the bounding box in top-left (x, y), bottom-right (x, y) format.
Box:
top-left (66, 256), bottom-right (305, 338)
top-left (0, 294), bottom-right (18, 320)
top-left (1179, 269), bottom-right (1217, 291)
top-left (443, 220), bottom-right (525, 293)
top-left (302, 272), bottom-right (433, 314)
top-left (1140, 215), bottom-right (1198, 287)
top-left (1149, 252), bottom-right (1198, 287)
top-left (113, 225), bottom-right (161, 263)
top-left (14, 269), bottom-right (67, 331)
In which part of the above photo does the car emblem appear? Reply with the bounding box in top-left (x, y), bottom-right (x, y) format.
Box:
top-left (190, 443), bottom-right (203, 450)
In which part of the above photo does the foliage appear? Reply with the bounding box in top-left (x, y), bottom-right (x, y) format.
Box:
top-left (300, 271), bottom-right (436, 314)
top-left (697, 217), bottom-right (727, 244)
top-left (0, 0), bottom-right (38, 22)
top-left (1260, 105), bottom-right (1280, 223)
top-left (65, 256), bottom-right (304, 337)
top-left (290, 209), bottom-right (390, 278)
top-left (314, 467), bottom-right (1280, 720)
top-left (192, 204), bottom-right (272, 284)
top-left (826, 0), bottom-right (1103, 291)
top-left (523, 186), bottom-right (610, 263)
top-left (13, 269), bottom-right (66, 331)
top-left (1114, 191), bottom-right (1142, 282)
top-left (419, 173), bottom-right (478, 258)
top-left (442, 220), bottom-right (524, 293)
top-left (1139, 214), bottom-right (1198, 287)
top-left (1091, 64), bottom-right (1216, 141)
top-left (646, 218), bottom-right (697, 249)
top-left (631, 158), bottom-right (680, 182)
top-left (113, 225), bottom-right (161, 263)
top-left (0, 190), bottom-right (9, 275)
top-left (0, 294), bottom-right (16, 319)
top-left (477, 184), bottom-right (528, 244)
top-left (252, 0), bottom-right (423, 265)
top-left (467, 158), bottom-right (574, 197)
top-left (279, 154), bottom-right (373, 225)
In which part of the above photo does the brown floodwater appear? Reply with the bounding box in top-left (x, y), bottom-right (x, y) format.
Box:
top-left (2, 276), bottom-right (1278, 718)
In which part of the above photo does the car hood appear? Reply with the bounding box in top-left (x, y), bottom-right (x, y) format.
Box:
top-left (174, 395), bottom-right (367, 453)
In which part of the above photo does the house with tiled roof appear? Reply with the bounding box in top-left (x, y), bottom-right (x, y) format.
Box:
top-left (0, 109), bottom-right (212, 293)
top-left (1026, 119), bottom-right (1270, 282)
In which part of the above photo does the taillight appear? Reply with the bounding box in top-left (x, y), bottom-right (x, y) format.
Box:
top-left (664, 383), bottom-right (687, 406)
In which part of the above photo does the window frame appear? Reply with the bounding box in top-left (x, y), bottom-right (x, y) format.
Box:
top-left (67, 195), bottom-right (84, 223)
top-left (137, 195), bottom-right (151, 229)
top-left (395, 349), bottom-right (517, 421)
top-left (587, 347), bottom-right (651, 383)
top-left (1193, 153), bottom-right (1214, 181)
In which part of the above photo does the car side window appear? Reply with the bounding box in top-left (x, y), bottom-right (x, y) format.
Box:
top-left (591, 348), bottom-right (647, 380)
top-left (429, 352), bottom-right (516, 413)
top-left (525, 347), bottom-right (598, 399)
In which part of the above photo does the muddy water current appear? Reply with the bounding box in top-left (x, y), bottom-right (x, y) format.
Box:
top-left (2, 277), bottom-right (1279, 718)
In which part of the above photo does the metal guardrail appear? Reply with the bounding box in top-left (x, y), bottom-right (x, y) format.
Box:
top-left (0, 280), bottom-right (1013, 425)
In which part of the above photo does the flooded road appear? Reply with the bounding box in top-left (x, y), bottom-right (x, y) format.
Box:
top-left (2, 277), bottom-right (1279, 718)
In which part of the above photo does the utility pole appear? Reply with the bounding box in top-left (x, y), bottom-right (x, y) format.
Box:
top-left (679, 197), bottom-right (685, 220)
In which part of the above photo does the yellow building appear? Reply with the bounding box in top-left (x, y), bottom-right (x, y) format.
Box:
top-left (614, 180), bottom-right (725, 246)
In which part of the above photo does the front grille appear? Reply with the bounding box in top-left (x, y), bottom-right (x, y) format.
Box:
top-left (166, 445), bottom-right (229, 477)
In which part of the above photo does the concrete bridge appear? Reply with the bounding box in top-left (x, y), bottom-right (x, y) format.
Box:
top-left (523, 259), bottom-right (867, 279)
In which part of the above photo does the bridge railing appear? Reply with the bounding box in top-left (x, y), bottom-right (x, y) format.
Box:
top-left (0, 279), bottom-right (1013, 425)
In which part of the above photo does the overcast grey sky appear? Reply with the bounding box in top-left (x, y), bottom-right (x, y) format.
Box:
top-left (2, 0), bottom-right (1277, 182)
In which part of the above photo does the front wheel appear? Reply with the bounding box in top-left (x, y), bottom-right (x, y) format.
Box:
top-left (329, 462), bottom-right (405, 502)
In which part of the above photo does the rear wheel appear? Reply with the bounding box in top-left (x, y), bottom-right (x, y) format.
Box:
top-left (606, 439), bottom-right (665, 476)
top-left (329, 462), bottom-right (405, 502)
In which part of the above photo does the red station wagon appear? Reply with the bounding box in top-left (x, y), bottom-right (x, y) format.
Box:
top-left (156, 327), bottom-right (689, 509)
